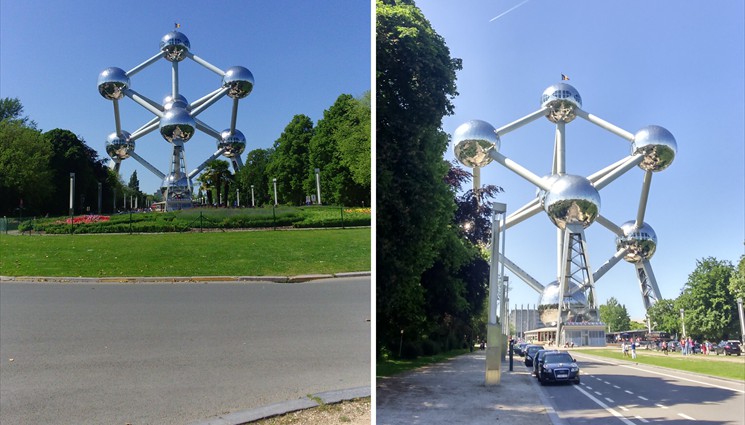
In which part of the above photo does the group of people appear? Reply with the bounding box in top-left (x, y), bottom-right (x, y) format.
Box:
top-left (621, 339), bottom-right (640, 359)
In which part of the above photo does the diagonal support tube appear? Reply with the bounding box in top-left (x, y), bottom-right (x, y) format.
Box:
top-left (126, 52), bottom-right (164, 77)
top-left (488, 148), bottom-right (552, 191)
top-left (495, 106), bottom-right (548, 137)
top-left (190, 87), bottom-right (229, 115)
top-left (123, 88), bottom-right (164, 117)
top-left (195, 119), bottom-right (222, 140)
top-left (592, 154), bottom-right (644, 190)
top-left (188, 148), bottom-right (226, 179)
top-left (575, 107), bottom-right (635, 142)
top-left (636, 170), bottom-right (653, 227)
top-left (186, 52), bottom-right (226, 76)
top-left (129, 151), bottom-right (166, 180)
top-left (595, 214), bottom-right (624, 237)
top-left (129, 117), bottom-right (160, 141)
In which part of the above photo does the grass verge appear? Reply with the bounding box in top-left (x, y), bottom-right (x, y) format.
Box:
top-left (376, 349), bottom-right (470, 378)
top-left (575, 349), bottom-right (745, 381)
top-left (0, 228), bottom-right (370, 277)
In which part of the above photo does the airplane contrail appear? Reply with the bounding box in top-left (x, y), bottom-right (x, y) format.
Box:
top-left (489, 0), bottom-right (531, 22)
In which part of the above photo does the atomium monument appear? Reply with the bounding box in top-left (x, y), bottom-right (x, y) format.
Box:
top-left (98, 28), bottom-right (253, 210)
top-left (453, 83), bottom-right (676, 353)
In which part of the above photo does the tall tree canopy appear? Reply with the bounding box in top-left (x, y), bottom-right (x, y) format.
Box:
top-left (0, 120), bottom-right (52, 214)
top-left (376, 0), bottom-right (464, 354)
top-left (677, 257), bottom-right (738, 340)
top-left (266, 115), bottom-right (314, 205)
top-left (599, 297), bottom-right (631, 333)
top-left (235, 148), bottom-right (273, 207)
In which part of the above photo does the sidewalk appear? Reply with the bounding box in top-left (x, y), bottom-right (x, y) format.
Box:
top-left (376, 351), bottom-right (557, 425)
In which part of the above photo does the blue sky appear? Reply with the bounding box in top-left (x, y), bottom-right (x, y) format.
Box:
top-left (0, 0), bottom-right (370, 195)
top-left (417, 0), bottom-right (745, 321)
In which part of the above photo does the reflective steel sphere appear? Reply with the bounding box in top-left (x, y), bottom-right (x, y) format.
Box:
top-left (159, 107), bottom-right (196, 142)
top-left (541, 83), bottom-right (582, 123)
top-left (452, 120), bottom-right (499, 168)
top-left (97, 67), bottom-right (130, 100)
top-left (222, 66), bottom-right (254, 99)
top-left (538, 281), bottom-right (588, 326)
top-left (543, 174), bottom-right (600, 229)
top-left (536, 174), bottom-right (562, 202)
top-left (632, 125), bottom-right (677, 172)
top-left (163, 94), bottom-right (189, 110)
top-left (219, 129), bottom-right (246, 158)
top-left (161, 174), bottom-right (191, 198)
top-left (616, 221), bottom-right (657, 263)
top-left (160, 31), bottom-right (191, 62)
top-left (105, 131), bottom-right (134, 160)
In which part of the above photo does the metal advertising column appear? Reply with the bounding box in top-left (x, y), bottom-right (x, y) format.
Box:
top-left (486, 202), bottom-right (507, 385)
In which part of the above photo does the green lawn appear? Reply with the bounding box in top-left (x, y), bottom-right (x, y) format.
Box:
top-left (0, 228), bottom-right (370, 277)
top-left (377, 349), bottom-right (470, 377)
top-left (576, 349), bottom-right (745, 381)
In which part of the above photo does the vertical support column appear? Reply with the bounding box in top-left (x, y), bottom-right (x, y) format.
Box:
top-left (486, 202), bottom-right (506, 385)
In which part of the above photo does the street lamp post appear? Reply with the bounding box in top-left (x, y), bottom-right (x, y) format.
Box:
top-left (250, 185), bottom-right (255, 207)
top-left (737, 297), bottom-right (745, 344)
top-left (273, 178), bottom-right (278, 206)
top-left (236, 188), bottom-right (240, 207)
top-left (69, 173), bottom-right (75, 234)
top-left (680, 308), bottom-right (686, 339)
top-left (315, 168), bottom-right (322, 205)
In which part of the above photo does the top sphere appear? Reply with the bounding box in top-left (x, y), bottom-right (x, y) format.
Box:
top-left (97, 67), bottom-right (129, 100)
top-left (543, 174), bottom-right (600, 230)
top-left (452, 120), bottom-right (499, 168)
top-left (222, 66), bottom-right (254, 99)
top-left (632, 125), bottom-right (677, 172)
top-left (541, 83), bottom-right (582, 123)
top-left (160, 31), bottom-right (191, 62)
top-left (616, 221), bottom-right (657, 263)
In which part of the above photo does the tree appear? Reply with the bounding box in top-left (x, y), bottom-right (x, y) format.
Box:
top-left (235, 148), bottom-right (273, 207)
top-left (0, 120), bottom-right (52, 215)
top-left (377, 0), bottom-right (463, 354)
top-left (729, 255), bottom-right (745, 301)
top-left (599, 297), bottom-right (631, 332)
top-left (0, 97), bottom-right (36, 128)
top-left (266, 115), bottom-right (314, 205)
top-left (308, 94), bottom-right (370, 206)
top-left (677, 257), bottom-right (738, 341)
top-left (197, 160), bottom-right (231, 206)
top-left (646, 298), bottom-right (681, 335)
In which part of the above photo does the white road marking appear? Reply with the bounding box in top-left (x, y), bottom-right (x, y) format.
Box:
top-left (594, 391), bottom-right (602, 396)
top-left (619, 405), bottom-right (629, 411)
top-left (638, 396), bottom-right (648, 401)
top-left (655, 403), bottom-right (668, 409)
top-left (678, 413), bottom-right (696, 420)
top-left (624, 390), bottom-right (633, 394)
top-left (603, 381), bottom-right (611, 385)
top-left (613, 385), bottom-right (621, 389)
top-left (635, 415), bottom-right (649, 423)
top-left (573, 385), bottom-right (636, 425)
top-left (605, 397), bottom-right (615, 403)
top-left (586, 385), bottom-right (593, 390)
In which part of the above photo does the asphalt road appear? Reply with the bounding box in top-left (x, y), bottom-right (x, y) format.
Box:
top-left (0, 277), bottom-right (370, 425)
top-left (535, 352), bottom-right (745, 425)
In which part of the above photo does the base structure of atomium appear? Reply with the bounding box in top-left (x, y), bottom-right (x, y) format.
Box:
top-left (454, 82), bottom-right (676, 346)
top-left (98, 28), bottom-right (253, 211)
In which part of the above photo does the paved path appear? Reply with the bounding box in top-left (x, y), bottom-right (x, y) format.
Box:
top-left (377, 351), bottom-right (556, 425)
top-left (0, 277), bottom-right (370, 425)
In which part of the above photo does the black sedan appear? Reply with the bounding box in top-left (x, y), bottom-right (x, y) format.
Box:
top-left (533, 349), bottom-right (560, 377)
top-left (715, 340), bottom-right (742, 356)
top-left (537, 352), bottom-right (580, 385)
top-left (524, 344), bottom-right (545, 367)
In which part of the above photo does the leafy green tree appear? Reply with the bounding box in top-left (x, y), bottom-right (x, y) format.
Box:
top-left (729, 255), bottom-right (745, 301)
top-left (308, 94), bottom-right (370, 206)
top-left (677, 257), bottom-right (738, 341)
top-left (376, 0), bottom-right (463, 354)
top-left (235, 148), bottom-right (273, 207)
top-left (646, 298), bottom-right (681, 335)
top-left (0, 97), bottom-right (36, 128)
top-left (599, 297), bottom-right (631, 332)
top-left (45, 129), bottom-right (111, 215)
top-left (197, 160), bottom-right (231, 206)
top-left (0, 120), bottom-right (52, 215)
top-left (267, 115), bottom-right (314, 205)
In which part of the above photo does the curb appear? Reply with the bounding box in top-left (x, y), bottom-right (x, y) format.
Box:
top-left (0, 272), bottom-right (370, 284)
top-left (184, 386), bottom-right (371, 425)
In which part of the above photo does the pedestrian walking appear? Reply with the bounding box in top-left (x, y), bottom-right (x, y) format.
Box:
top-left (631, 341), bottom-right (637, 359)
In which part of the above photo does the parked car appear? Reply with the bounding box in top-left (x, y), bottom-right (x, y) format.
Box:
top-left (537, 352), bottom-right (581, 385)
top-left (715, 340), bottom-right (742, 356)
top-left (533, 349), bottom-right (560, 377)
top-left (524, 345), bottom-right (545, 367)
top-left (514, 342), bottom-right (528, 356)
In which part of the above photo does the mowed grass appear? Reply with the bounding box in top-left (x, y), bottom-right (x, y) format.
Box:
top-left (576, 349), bottom-right (745, 381)
top-left (0, 228), bottom-right (370, 277)
top-left (376, 349), bottom-right (470, 378)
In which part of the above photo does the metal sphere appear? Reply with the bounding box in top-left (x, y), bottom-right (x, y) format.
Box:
top-left (161, 174), bottom-right (191, 197)
top-left (452, 120), bottom-right (499, 168)
top-left (632, 125), bottom-right (677, 172)
top-left (159, 107), bottom-right (196, 142)
top-left (536, 174), bottom-right (562, 202)
top-left (538, 281), bottom-right (588, 326)
top-left (105, 131), bottom-right (134, 160)
top-left (541, 83), bottom-right (582, 123)
top-left (97, 67), bottom-right (129, 100)
top-left (616, 221), bottom-right (657, 263)
top-left (222, 66), bottom-right (254, 99)
top-left (160, 31), bottom-right (190, 62)
top-left (163, 94), bottom-right (189, 111)
top-left (543, 174), bottom-right (600, 230)
top-left (219, 129), bottom-right (246, 158)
